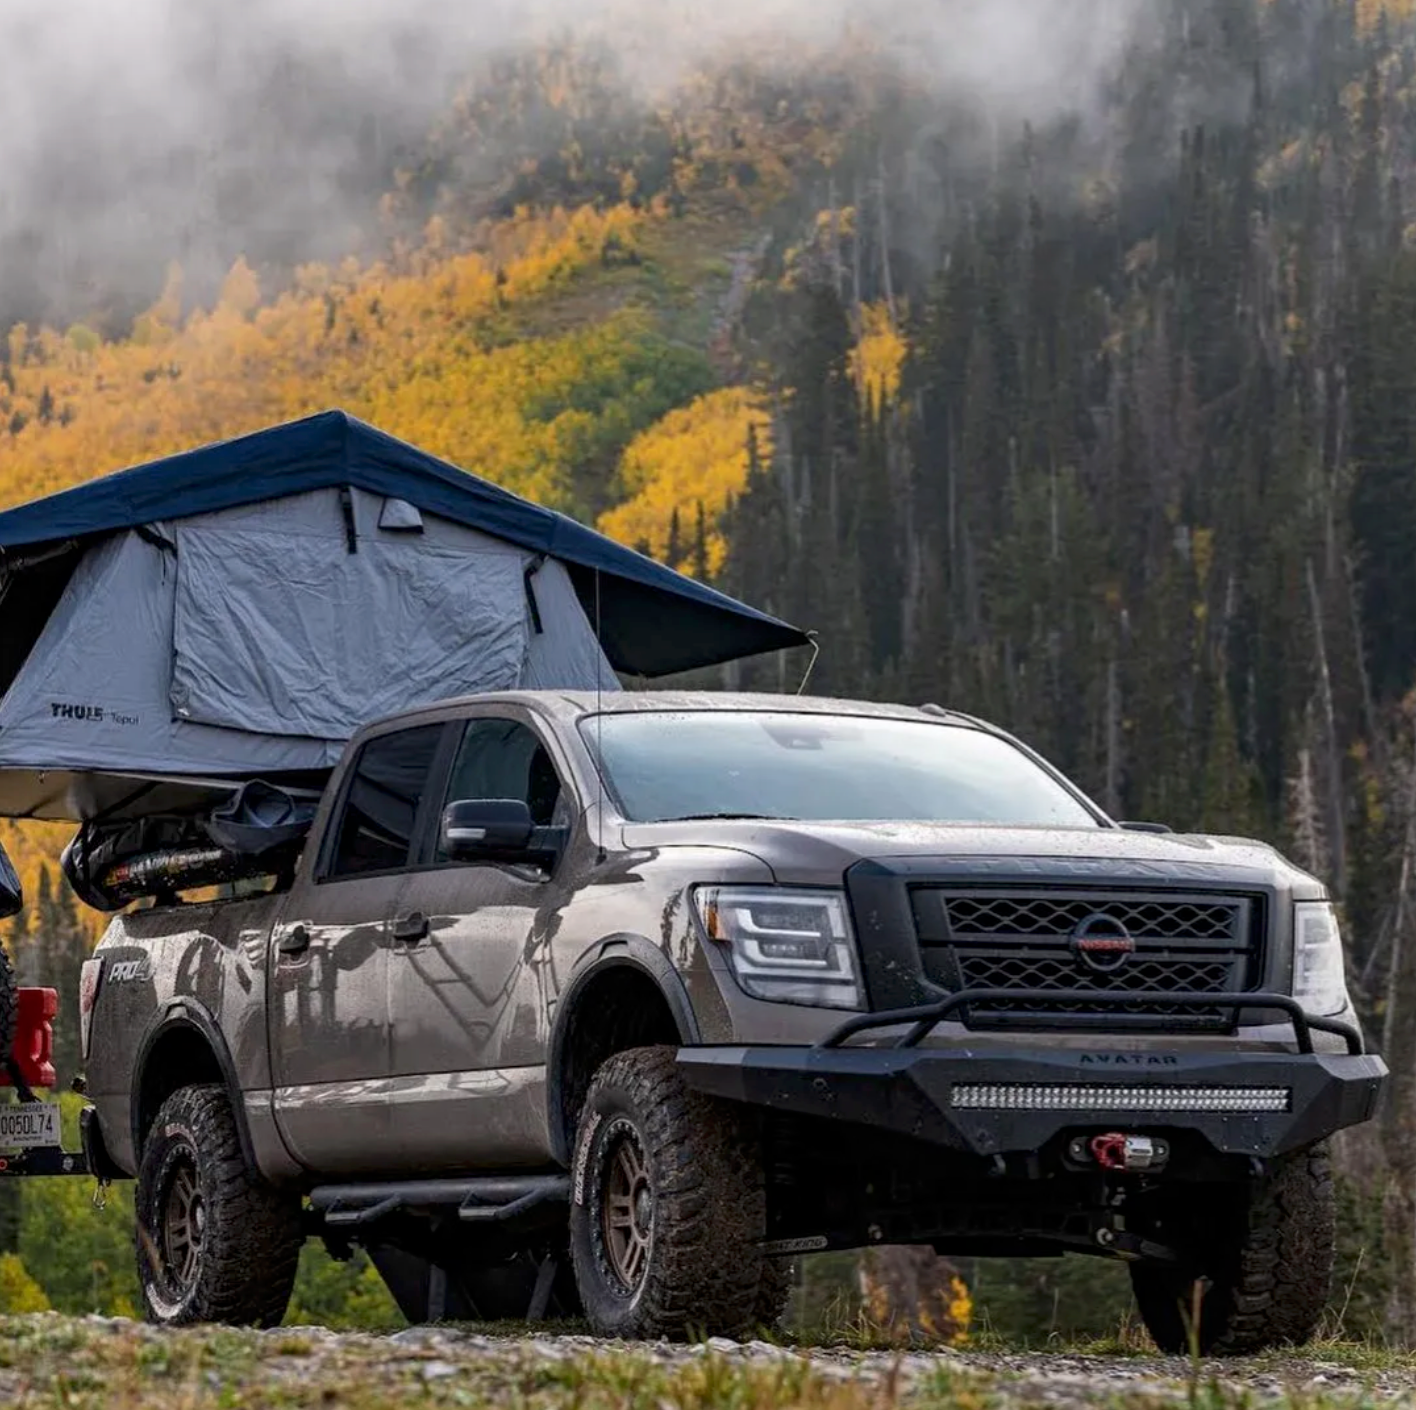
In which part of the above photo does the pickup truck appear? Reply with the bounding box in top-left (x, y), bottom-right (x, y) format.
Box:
top-left (73, 690), bottom-right (1385, 1351)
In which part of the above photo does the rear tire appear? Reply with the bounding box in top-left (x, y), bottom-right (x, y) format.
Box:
top-left (753, 1257), bottom-right (794, 1333)
top-left (136, 1083), bottom-right (303, 1327)
top-left (1130, 1145), bottom-right (1335, 1355)
top-left (569, 1045), bottom-right (768, 1340)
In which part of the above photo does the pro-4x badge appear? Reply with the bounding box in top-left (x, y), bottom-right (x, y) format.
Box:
top-left (107, 958), bottom-right (152, 984)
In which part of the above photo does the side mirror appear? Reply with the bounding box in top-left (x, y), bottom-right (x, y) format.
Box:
top-left (1119, 820), bottom-right (1174, 835)
top-left (441, 799), bottom-right (535, 862)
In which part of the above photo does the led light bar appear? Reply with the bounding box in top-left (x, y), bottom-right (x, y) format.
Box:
top-left (950, 1084), bottom-right (1291, 1113)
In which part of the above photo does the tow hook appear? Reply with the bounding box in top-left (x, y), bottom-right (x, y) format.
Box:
top-left (1070, 1133), bottom-right (1169, 1172)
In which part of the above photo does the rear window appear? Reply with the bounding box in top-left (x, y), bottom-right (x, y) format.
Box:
top-left (583, 711), bottom-right (1098, 828)
top-left (326, 724), bottom-right (444, 877)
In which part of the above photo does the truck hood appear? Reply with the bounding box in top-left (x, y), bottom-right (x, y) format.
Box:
top-left (619, 819), bottom-right (1319, 892)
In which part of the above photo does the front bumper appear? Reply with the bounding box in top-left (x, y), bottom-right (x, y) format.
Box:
top-left (679, 1043), bottom-right (1384, 1159)
top-left (678, 990), bottom-right (1387, 1161)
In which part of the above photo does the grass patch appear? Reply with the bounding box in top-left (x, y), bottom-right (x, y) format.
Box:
top-left (1252, 1339), bottom-right (1416, 1373)
top-left (1, 1315), bottom-right (1414, 1410)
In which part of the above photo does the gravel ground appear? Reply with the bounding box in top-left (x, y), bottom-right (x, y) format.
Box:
top-left (6, 1315), bottom-right (1416, 1409)
top-left (370, 1328), bottom-right (1416, 1403)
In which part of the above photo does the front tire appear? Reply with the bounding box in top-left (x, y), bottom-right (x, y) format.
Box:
top-left (569, 1045), bottom-right (768, 1340)
top-left (1130, 1145), bottom-right (1336, 1355)
top-left (136, 1083), bottom-right (303, 1327)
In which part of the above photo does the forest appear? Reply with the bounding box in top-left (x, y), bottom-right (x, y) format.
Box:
top-left (3, 0), bottom-right (1416, 1343)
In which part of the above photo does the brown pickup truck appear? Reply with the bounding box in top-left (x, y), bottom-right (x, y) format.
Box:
top-left (71, 690), bottom-right (1384, 1351)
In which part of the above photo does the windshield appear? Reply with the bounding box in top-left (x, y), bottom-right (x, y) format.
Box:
top-left (583, 711), bottom-right (1100, 827)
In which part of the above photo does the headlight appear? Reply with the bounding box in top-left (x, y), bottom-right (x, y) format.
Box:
top-left (693, 886), bottom-right (863, 1010)
top-left (1293, 901), bottom-right (1350, 1017)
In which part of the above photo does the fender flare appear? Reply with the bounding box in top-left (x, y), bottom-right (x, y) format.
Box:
top-left (130, 998), bottom-right (258, 1174)
top-left (546, 935), bottom-right (701, 1165)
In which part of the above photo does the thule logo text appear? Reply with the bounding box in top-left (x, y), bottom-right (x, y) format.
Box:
top-left (50, 701), bottom-right (105, 722)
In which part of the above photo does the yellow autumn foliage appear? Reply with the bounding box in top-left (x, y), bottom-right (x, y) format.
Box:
top-left (598, 388), bottom-right (772, 574)
top-left (1356, 0), bottom-right (1416, 32)
top-left (0, 822), bottom-right (77, 903)
top-left (0, 199), bottom-right (704, 903)
top-left (218, 257), bottom-right (262, 319)
top-left (0, 1253), bottom-right (50, 1314)
top-left (859, 1248), bottom-right (972, 1347)
top-left (0, 822), bottom-right (97, 939)
top-left (0, 203), bottom-right (647, 513)
top-left (850, 302), bottom-right (908, 416)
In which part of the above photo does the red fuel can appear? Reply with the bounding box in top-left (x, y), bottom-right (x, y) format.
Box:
top-left (5, 988), bottom-right (57, 1090)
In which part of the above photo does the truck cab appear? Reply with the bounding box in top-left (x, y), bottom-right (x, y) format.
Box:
top-left (79, 692), bottom-right (1385, 1351)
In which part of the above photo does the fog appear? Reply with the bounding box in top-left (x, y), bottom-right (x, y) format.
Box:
top-left (0, 0), bottom-right (1159, 329)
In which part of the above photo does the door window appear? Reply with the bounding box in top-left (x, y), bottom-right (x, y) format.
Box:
top-left (438, 718), bottom-right (566, 862)
top-left (326, 724), bottom-right (444, 878)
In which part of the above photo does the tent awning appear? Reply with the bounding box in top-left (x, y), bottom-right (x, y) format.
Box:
top-left (0, 411), bottom-right (809, 677)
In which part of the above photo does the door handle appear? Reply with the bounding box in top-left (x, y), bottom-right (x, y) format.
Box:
top-left (392, 911), bottom-right (430, 944)
top-left (278, 924), bottom-right (311, 957)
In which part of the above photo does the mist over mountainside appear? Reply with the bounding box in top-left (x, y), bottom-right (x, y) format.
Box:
top-left (0, 0), bottom-right (1162, 331)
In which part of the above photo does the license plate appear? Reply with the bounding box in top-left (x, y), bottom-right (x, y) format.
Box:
top-left (0, 1102), bottom-right (61, 1149)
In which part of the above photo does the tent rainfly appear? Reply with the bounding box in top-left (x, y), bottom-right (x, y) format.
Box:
top-left (0, 410), bottom-right (809, 822)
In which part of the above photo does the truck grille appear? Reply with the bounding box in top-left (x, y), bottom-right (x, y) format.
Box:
top-left (911, 889), bottom-right (1258, 1031)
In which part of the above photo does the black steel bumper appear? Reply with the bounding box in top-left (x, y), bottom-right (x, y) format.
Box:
top-left (678, 990), bottom-right (1388, 1161)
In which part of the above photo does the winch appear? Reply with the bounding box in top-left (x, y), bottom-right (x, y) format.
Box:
top-left (1069, 1132), bottom-right (1170, 1172)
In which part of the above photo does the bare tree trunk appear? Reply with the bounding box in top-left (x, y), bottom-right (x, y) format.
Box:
top-left (877, 149), bottom-right (897, 324)
top-left (827, 176), bottom-right (845, 302)
top-left (1343, 552), bottom-right (1383, 772)
top-left (1381, 719), bottom-right (1416, 1343)
top-left (946, 421), bottom-right (958, 594)
top-left (1105, 656), bottom-right (1123, 818)
top-left (1049, 456), bottom-right (1060, 563)
top-left (1306, 559), bottom-right (1348, 897)
top-left (859, 1246), bottom-right (969, 1345)
top-left (851, 174), bottom-right (864, 333)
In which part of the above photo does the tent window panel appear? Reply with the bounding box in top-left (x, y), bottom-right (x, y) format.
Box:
top-left (328, 724), bottom-right (444, 878)
top-left (171, 528), bottom-right (530, 741)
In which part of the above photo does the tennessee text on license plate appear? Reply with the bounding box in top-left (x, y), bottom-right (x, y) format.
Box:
top-left (0, 1103), bottom-right (61, 1149)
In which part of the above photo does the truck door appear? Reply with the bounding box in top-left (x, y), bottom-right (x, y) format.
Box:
top-left (382, 712), bottom-right (575, 1172)
top-left (268, 720), bottom-right (449, 1175)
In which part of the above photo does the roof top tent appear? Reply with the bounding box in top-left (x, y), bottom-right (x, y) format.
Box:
top-left (0, 409), bottom-right (809, 827)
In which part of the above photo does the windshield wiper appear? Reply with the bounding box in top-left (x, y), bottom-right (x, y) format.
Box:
top-left (660, 812), bottom-right (788, 822)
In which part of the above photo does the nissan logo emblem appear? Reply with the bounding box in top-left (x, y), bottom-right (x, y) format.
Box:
top-left (1071, 913), bottom-right (1135, 974)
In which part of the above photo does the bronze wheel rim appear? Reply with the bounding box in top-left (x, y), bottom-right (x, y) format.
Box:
top-left (160, 1157), bottom-right (205, 1293)
top-left (601, 1124), bottom-right (653, 1294)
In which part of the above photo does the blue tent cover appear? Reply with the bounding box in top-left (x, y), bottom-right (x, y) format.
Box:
top-left (0, 410), bottom-right (807, 677)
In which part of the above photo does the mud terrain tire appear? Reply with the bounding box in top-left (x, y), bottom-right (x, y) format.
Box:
top-left (136, 1083), bottom-right (303, 1327)
top-left (0, 941), bottom-right (15, 1068)
top-left (569, 1045), bottom-right (768, 1340)
top-left (1131, 1145), bottom-right (1335, 1355)
top-left (753, 1257), bottom-right (795, 1332)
